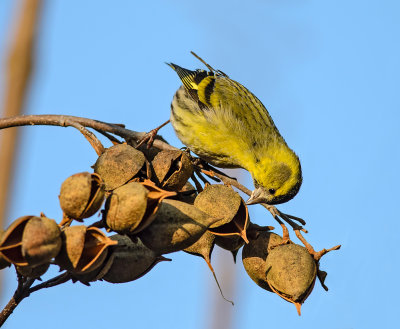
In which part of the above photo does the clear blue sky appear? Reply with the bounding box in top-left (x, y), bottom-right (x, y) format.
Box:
top-left (1, 1), bottom-right (399, 328)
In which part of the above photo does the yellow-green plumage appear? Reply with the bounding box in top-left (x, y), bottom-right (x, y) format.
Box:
top-left (168, 61), bottom-right (302, 205)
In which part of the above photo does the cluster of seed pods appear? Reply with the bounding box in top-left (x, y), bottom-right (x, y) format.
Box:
top-left (0, 143), bottom-right (337, 314)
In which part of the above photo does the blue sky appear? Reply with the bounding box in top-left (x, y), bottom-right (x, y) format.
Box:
top-left (1, 1), bottom-right (399, 328)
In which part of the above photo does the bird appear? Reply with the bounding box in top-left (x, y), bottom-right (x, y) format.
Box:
top-left (167, 53), bottom-right (302, 205)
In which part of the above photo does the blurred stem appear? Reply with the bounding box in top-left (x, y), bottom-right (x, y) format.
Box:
top-left (0, 0), bottom-right (43, 299)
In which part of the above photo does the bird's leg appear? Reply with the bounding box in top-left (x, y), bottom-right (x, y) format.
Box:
top-left (136, 120), bottom-right (170, 149)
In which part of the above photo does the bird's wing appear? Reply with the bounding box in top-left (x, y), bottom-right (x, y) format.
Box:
top-left (168, 63), bottom-right (277, 131)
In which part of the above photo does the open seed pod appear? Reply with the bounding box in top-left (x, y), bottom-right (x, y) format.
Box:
top-left (59, 172), bottom-right (105, 220)
top-left (138, 199), bottom-right (219, 254)
top-left (101, 235), bottom-right (170, 283)
top-left (94, 144), bottom-right (146, 190)
top-left (242, 231), bottom-right (283, 292)
top-left (104, 181), bottom-right (176, 234)
top-left (55, 226), bottom-right (117, 274)
top-left (0, 215), bottom-right (61, 266)
top-left (0, 230), bottom-right (11, 270)
top-left (194, 184), bottom-right (249, 243)
top-left (16, 263), bottom-right (50, 279)
top-left (152, 150), bottom-right (193, 191)
top-left (265, 243), bottom-right (317, 315)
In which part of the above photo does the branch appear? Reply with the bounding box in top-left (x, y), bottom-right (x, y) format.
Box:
top-left (0, 114), bottom-right (177, 152)
top-left (0, 271), bottom-right (71, 327)
top-left (0, 269), bottom-right (35, 327)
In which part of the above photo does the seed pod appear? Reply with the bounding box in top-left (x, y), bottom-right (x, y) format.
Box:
top-left (152, 150), bottom-right (193, 190)
top-left (138, 199), bottom-right (218, 254)
top-left (214, 236), bottom-right (245, 263)
top-left (94, 144), bottom-right (146, 190)
top-left (0, 216), bottom-right (61, 266)
top-left (184, 230), bottom-right (215, 261)
top-left (104, 181), bottom-right (176, 234)
top-left (55, 226), bottom-right (117, 274)
top-left (265, 243), bottom-right (317, 315)
top-left (242, 231), bottom-right (283, 292)
top-left (16, 263), bottom-right (50, 279)
top-left (184, 231), bottom-right (234, 305)
top-left (102, 235), bottom-right (170, 283)
top-left (0, 230), bottom-right (11, 270)
top-left (59, 172), bottom-right (105, 220)
top-left (194, 185), bottom-right (249, 243)
top-left (177, 181), bottom-right (197, 204)
top-left (22, 216), bottom-right (62, 266)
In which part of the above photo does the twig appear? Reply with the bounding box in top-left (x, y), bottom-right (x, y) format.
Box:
top-left (0, 271), bottom-right (72, 327)
top-left (0, 269), bottom-right (35, 327)
top-left (66, 120), bottom-right (105, 156)
top-left (28, 272), bottom-right (71, 294)
top-left (94, 129), bottom-right (122, 145)
top-left (0, 114), bottom-right (177, 152)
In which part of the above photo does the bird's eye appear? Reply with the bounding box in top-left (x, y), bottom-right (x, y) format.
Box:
top-left (268, 188), bottom-right (276, 195)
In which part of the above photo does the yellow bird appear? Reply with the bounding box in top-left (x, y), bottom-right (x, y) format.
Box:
top-left (167, 55), bottom-right (302, 205)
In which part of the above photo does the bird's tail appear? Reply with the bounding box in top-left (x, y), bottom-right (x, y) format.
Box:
top-left (166, 62), bottom-right (199, 91)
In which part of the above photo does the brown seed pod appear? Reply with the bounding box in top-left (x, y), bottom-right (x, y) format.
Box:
top-left (59, 172), bottom-right (105, 220)
top-left (184, 231), bottom-right (234, 305)
top-left (16, 263), bottom-right (50, 279)
top-left (176, 181), bottom-right (197, 204)
top-left (152, 150), bottom-right (193, 190)
top-left (194, 185), bottom-right (249, 243)
top-left (214, 235), bottom-right (245, 263)
top-left (0, 216), bottom-right (61, 266)
top-left (265, 243), bottom-right (317, 315)
top-left (138, 199), bottom-right (218, 254)
top-left (102, 235), bottom-right (171, 283)
top-left (22, 216), bottom-right (62, 266)
top-left (55, 226), bottom-right (117, 274)
top-left (242, 231), bottom-right (283, 292)
top-left (0, 230), bottom-right (11, 270)
top-left (94, 144), bottom-right (146, 190)
top-left (104, 181), bottom-right (176, 234)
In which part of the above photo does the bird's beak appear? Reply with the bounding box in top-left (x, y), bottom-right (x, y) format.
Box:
top-left (246, 187), bottom-right (266, 205)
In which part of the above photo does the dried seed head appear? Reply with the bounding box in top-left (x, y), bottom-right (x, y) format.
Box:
top-left (59, 172), bottom-right (105, 220)
top-left (242, 231), bottom-right (283, 292)
top-left (104, 181), bottom-right (176, 234)
top-left (55, 226), bottom-right (117, 274)
top-left (0, 216), bottom-right (61, 266)
top-left (138, 199), bottom-right (218, 254)
top-left (265, 243), bottom-right (317, 315)
top-left (195, 185), bottom-right (249, 242)
top-left (16, 263), bottom-right (50, 279)
top-left (152, 150), bottom-right (193, 190)
top-left (102, 235), bottom-right (170, 283)
top-left (22, 216), bottom-right (62, 266)
top-left (0, 230), bottom-right (11, 270)
top-left (94, 144), bottom-right (146, 190)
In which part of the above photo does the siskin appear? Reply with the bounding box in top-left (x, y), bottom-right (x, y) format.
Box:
top-left (167, 54), bottom-right (302, 205)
